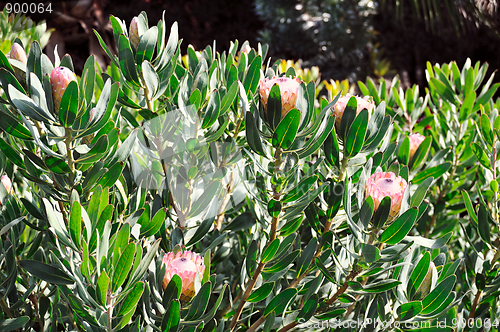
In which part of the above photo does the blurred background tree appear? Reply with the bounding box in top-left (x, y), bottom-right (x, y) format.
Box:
top-left (32, 0), bottom-right (500, 87)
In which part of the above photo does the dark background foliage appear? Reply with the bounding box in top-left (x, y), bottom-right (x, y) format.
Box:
top-left (41, 0), bottom-right (500, 86)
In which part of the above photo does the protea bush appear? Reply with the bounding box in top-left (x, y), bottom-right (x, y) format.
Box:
top-left (1, 10), bottom-right (500, 332)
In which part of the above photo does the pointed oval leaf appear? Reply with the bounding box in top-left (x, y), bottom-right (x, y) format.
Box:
top-left (272, 108), bottom-right (301, 149)
top-left (379, 207), bottom-right (418, 245)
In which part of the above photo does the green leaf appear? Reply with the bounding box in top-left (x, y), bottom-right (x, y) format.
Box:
top-left (243, 55), bottom-right (262, 97)
top-left (0, 317), bottom-right (30, 331)
top-left (361, 279), bottom-right (401, 293)
top-left (407, 252), bottom-right (431, 299)
top-left (136, 26), bottom-right (158, 66)
top-left (398, 136), bottom-right (410, 165)
top-left (480, 114), bottom-right (494, 146)
top-left (362, 244), bottom-right (381, 264)
top-left (262, 239), bottom-right (280, 263)
top-left (345, 109), bottom-right (369, 157)
top-left (263, 250), bottom-right (299, 274)
top-left (162, 300), bottom-right (180, 332)
top-left (140, 207), bottom-right (166, 237)
top-left (272, 108), bottom-right (300, 149)
top-left (282, 175), bottom-right (318, 203)
top-left (185, 282), bottom-right (211, 320)
top-left (142, 61), bottom-right (159, 103)
top-left (296, 238), bottom-right (318, 277)
top-left (379, 207), bottom-right (418, 245)
top-left (69, 201), bottom-right (82, 249)
top-left (296, 294), bottom-right (318, 322)
top-left (0, 138), bottom-right (24, 168)
top-left (267, 199), bottom-right (281, 218)
top-left (324, 129), bottom-right (340, 168)
top-left (224, 213), bottom-right (256, 232)
top-left (398, 301), bottom-right (423, 321)
top-left (410, 136), bottom-right (431, 170)
top-left (202, 89), bottom-right (220, 129)
top-left (477, 204), bottom-right (491, 244)
top-left (8, 84), bottom-right (55, 123)
top-left (162, 274), bottom-right (182, 308)
top-left (315, 308), bottom-right (346, 320)
top-left (372, 196), bottom-right (391, 229)
top-left (80, 56), bottom-right (95, 107)
top-left (245, 111), bottom-right (266, 157)
top-left (45, 156), bottom-right (71, 174)
top-left (263, 288), bottom-right (297, 317)
top-left (19, 260), bottom-right (74, 285)
top-left (471, 142), bottom-right (492, 170)
top-left (338, 96), bottom-right (358, 141)
top-left (96, 271), bottom-right (110, 306)
top-left (117, 34), bottom-right (141, 87)
top-left (186, 216), bottom-right (213, 246)
top-left (405, 232), bottom-right (452, 249)
top-left (267, 84), bottom-right (283, 130)
top-left (188, 181), bottom-right (222, 218)
top-left (112, 243), bottom-right (136, 292)
top-left (429, 77), bottom-right (458, 106)
top-left (411, 162), bottom-right (451, 185)
top-left (117, 281), bottom-right (144, 316)
top-left (68, 294), bottom-right (99, 326)
top-left (359, 196), bottom-right (375, 228)
top-left (59, 81), bottom-right (78, 128)
top-left (462, 190), bottom-right (478, 225)
top-left (220, 81), bottom-right (238, 115)
top-left (247, 282), bottom-right (274, 303)
top-left (410, 177), bottom-right (433, 209)
top-left (421, 275), bottom-right (456, 315)
top-left (0, 111), bottom-right (32, 140)
top-left (459, 90), bottom-right (476, 121)
top-left (97, 162), bottom-right (124, 188)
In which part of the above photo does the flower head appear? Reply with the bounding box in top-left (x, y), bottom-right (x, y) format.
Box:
top-left (162, 251), bottom-right (205, 304)
top-left (50, 66), bottom-right (77, 112)
top-left (332, 94), bottom-right (374, 128)
top-left (9, 43), bottom-right (27, 64)
top-left (259, 76), bottom-right (302, 120)
top-left (129, 17), bottom-right (140, 50)
top-left (409, 133), bottom-right (426, 159)
top-left (365, 171), bottom-right (407, 222)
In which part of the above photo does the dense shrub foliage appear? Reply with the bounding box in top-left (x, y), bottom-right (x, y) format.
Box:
top-left (1, 10), bottom-right (500, 332)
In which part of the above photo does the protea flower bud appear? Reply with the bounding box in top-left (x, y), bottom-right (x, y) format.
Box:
top-left (332, 94), bottom-right (374, 129)
top-left (9, 43), bottom-right (27, 64)
top-left (414, 262), bottom-right (434, 300)
top-left (409, 133), bottom-right (426, 160)
top-left (9, 43), bottom-right (27, 82)
top-left (129, 17), bottom-right (140, 50)
top-left (259, 76), bottom-right (302, 119)
top-left (240, 44), bottom-right (251, 55)
top-left (1, 175), bottom-right (12, 194)
top-left (162, 251), bottom-right (205, 304)
top-left (365, 171), bottom-right (408, 222)
top-left (50, 66), bottom-right (77, 112)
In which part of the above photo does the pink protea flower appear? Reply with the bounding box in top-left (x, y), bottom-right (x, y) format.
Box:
top-left (9, 43), bottom-right (27, 64)
top-left (50, 66), bottom-right (77, 112)
top-left (162, 251), bottom-right (205, 304)
top-left (1, 175), bottom-right (12, 194)
top-left (129, 17), bottom-right (140, 50)
top-left (365, 171), bottom-right (408, 222)
top-left (332, 94), bottom-right (374, 129)
top-left (259, 76), bottom-right (302, 119)
top-left (409, 133), bottom-right (426, 159)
